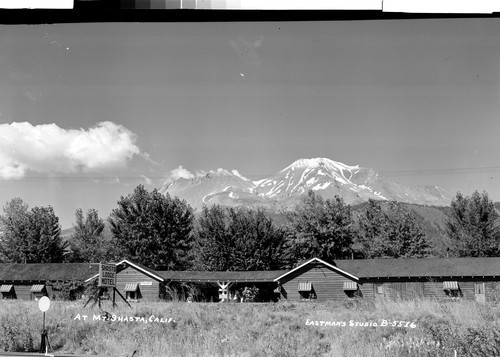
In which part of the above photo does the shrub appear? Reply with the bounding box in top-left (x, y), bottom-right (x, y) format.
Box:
top-left (47, 280), bottom-right (85, 301)
top-left (242, 286), bottom-right (259, 302)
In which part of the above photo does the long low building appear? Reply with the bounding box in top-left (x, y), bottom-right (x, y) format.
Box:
top-left (0, 263), bottom-right (99, 300)
top-left (273, 257), bottom-right (500, 303)
top-left (1, 257), bottom-right (500, 303)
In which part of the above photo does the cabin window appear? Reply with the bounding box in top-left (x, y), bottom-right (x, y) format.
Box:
top-left (124, 283), bottom-right (141, 301)
top-left (445, 289), bottom-right (462, 298)
top-left (299, 290), bottom-right (317, 300)
top-left (298, 282), bottom-right (316, 300)
top-left (345, 290), bottom-right (362, 299)
top-left (375, 283), bottom-right (384, 295)
top-left (443, 281), bottom-right (462, 298)
top-left (0, 285), bottom-right (16, 299)
top-left (343, 281), bottom-right (362, 299)
top-left (31, 284), bottom-right (47, 300)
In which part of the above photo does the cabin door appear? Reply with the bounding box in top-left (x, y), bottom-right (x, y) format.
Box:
top-left (474, 283), bottom-right (486, 303)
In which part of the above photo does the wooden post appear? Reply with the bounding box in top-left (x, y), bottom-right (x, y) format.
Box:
top-left (39, 311), bottom-right (47, 353)
top-left (114, 287), bottom-right (132, 308)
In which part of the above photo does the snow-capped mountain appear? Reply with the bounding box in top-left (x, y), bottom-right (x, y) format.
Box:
top-left (160, 158), bottom-right (453, 211)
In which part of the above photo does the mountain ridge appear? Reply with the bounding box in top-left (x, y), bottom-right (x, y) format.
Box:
top-left (160, 158), bottom-right (454, 212)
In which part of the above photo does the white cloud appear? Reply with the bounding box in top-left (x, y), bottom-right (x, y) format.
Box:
top-left (168, 165), bottom-right (195, 181)
top-left (0, 121), bottom-right (141, 180)
top-left (215, 168), bottom-right (229, 175)
top-left (165, 166), bottom-right (251, 184)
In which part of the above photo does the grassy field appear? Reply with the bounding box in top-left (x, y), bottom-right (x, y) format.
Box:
top-left (1, 298), bottom-right (499, 356)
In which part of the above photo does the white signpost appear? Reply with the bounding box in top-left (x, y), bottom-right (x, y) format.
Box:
top-left (38, 296), bottom-right (51, 353)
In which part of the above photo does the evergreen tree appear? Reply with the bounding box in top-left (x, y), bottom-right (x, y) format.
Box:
top-left (284, 190), bottom-right (355, 264)
top-left (27, 206), bottom-right (65, 263)
top-left (446, 191), bottom-right (500, 257)
top-left (108, 185), bottom-right (194, 270)
top-left (0, 198), bottom-right (29, 262)
top-left (0, 199), bottom-right (66, 263)
top-left (355, 200), bottom-right (430, 258)
top-left (67, 208), bottom-right (121, 263)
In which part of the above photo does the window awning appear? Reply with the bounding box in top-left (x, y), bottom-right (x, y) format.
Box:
top-left (31, 284), bottom-right (45, 292)
top-left (443, 281), bottom-right (459, 290)
top-left (124, 283), bottom-right (139, 292)
top-left (298, 282), bottom-right (312, 291)
top-left (0, 284), bottom-right (13, 293)
top-left (343, 281), bottom-right (358, 291)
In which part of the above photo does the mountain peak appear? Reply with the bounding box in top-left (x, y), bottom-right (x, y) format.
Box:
top-left (282, 157), bottom-right (360, 173)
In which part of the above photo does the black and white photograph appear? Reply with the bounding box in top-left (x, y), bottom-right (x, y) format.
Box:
top-left (0, 3), bottom-right (500, 356)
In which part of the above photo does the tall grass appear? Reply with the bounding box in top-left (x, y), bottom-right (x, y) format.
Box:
top-left (0, 298), bottom-right (498, 356)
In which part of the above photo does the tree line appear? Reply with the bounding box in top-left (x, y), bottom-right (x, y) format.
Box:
top-left (1, 186), bottom-right (499, 269)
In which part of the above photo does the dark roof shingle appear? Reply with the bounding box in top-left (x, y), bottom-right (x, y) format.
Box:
top-left (3, 257), bottom-right (500, 284)
top-left (0, 263), bottom-right (100, 281)
top-left (334, 257), bottom-right (500, 278)
top-left (157, 270), bottom-right (288, 282)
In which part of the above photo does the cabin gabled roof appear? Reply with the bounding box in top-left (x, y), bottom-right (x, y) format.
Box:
top-left (0, 263), bottom-right (100, 282)
top-left (84, 259), bottom-right (164, 283)
top-left (157, 270), bottom-right (288, 283)
top-left (116, 259), bottom-right (164, 282)
top-left (273, 257), bottom-right (360, 282)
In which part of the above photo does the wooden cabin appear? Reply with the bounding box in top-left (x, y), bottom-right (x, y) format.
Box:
top-left (0, 263), bottom-right (99, 300)
top-left (274, 258), bottom-right (361, 302)
top-left (85, 259), bottom-right (164, 302)
top-left (274, 257), bottom-right (500, 303)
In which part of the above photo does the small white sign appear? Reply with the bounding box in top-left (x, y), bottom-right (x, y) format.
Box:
top-left (140, 281), bottom-right (153, 286)
top-left (38, 296), bottom-right (50, 312)
top-left (99, 263), bottom-right (116, 287)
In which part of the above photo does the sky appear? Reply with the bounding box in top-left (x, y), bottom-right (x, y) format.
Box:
top-left (0, 19), bottom-right (500, 228)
